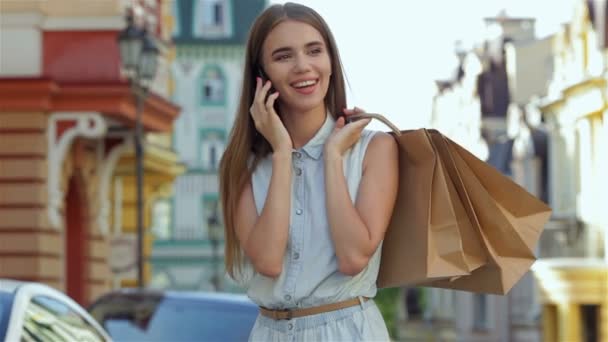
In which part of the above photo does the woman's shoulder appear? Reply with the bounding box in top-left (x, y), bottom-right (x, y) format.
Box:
top-left (362, 130), bottom-right (398, 167)
top-left (366, 130), bottom-right (396, 147)
top-left (359, 129), bottom-right (395, 150)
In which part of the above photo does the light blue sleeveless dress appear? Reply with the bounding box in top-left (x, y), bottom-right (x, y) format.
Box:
top-left (245, 113), bottom-right (390, 341)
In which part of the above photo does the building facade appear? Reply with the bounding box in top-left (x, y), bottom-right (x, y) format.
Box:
top-left (534, 1), bottom-right (608, 341)
top-left (0, 0), bottom-right (182, 304)
top-left (149, 0), bottom-right (266, 292)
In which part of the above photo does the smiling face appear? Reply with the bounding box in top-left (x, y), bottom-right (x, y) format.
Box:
top-left (260, 19), bottom-right (332, 115)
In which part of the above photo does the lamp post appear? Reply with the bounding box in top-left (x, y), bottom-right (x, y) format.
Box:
top-left (117, 12), bottom-right (159, 288)
top-left (207, 203), bottom-right (222, 291)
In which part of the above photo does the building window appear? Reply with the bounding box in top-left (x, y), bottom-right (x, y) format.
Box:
top-left (580, 304), bottom-right (598, 342)
top-left (193, 0), bottom-right (233, 38)
top-left (151, 199), bottom-right (171, 240)
top-left (213, 2), bottom-right (224, 26)
top-left (204, 198), bottom-right (221, 231)
top-left (171, 0), bottom-right (181, 37)
top-left (199, 130), bottom-right (225, 171)
top-left (209, 145), bottom-right (217, 169)
top-left (199, 66), bottom-right (226, 106)
top-left (473, 294), bottom-right (490, 331)
top-left (202, 141), bottom-right (223, 170)
top-left (404, 287), bottom-right (424, 320)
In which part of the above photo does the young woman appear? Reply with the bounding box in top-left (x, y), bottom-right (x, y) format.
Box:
top-left (219, 2), bottom-right (398, 340)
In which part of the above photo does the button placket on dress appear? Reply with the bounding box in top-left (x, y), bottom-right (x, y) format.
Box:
top-left (283, 150), bottom-right (305, 307)
top-left (292, 150), bottom-right (304, 272)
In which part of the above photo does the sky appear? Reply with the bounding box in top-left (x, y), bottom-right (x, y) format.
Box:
top-left (269, 0), bottom-right (578, 131)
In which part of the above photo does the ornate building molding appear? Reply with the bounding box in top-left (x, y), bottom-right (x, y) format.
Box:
top-left (97, 134), bottom-right (133, 235)
top-left (47, 112), bottom-right (106, 230)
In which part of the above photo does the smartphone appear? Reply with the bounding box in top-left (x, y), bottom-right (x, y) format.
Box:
top-left (257, 67), bottom-right (276, 94)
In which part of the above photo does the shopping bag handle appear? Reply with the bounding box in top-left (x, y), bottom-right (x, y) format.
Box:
top-left (346, 113), bottom-right (402, 136)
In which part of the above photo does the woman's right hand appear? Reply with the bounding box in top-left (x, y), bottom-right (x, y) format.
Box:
top-left (250, 77), bottom-right (292, 153)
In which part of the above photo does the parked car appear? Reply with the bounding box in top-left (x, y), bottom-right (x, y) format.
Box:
top-left (88, 289), bottom-right (258, 341)
top-left (0, 279), bottom-right (112, 341)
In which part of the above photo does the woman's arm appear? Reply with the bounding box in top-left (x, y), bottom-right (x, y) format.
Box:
top-left (325, 132), bottom-right (399, 275)
top-left (234, 151), bottom-right (292, 278)
top-left (233, 78), bottom-right (293, 278)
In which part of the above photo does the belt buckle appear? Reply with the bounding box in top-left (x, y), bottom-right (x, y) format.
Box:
top-left (277, 308), bottom-right (293, 320)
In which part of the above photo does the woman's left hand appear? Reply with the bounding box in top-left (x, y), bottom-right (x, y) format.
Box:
top-left (324, 107), bottom-right (371, 158)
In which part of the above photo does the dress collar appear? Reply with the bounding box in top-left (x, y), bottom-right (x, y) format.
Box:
top-left (299, 113), bottom-right (335, 160)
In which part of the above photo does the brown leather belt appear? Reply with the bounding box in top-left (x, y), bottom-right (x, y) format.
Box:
top-left (259, 297), bottom-right (369, 320)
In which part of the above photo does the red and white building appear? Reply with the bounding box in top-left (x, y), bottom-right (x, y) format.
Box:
top-left (0, 0), bottom-right (182, 305)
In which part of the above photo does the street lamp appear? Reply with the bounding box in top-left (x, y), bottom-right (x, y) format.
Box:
top-left (207, 203), bottom-right (222, 291)
top-left (117, 12), bottom-right (160, 289)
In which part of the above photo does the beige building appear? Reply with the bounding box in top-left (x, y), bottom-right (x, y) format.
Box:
top-left (534, 1), bottom-right (608, 341)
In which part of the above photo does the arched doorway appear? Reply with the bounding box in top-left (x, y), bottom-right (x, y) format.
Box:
top-left (65, 174), bottom-right (88, 305)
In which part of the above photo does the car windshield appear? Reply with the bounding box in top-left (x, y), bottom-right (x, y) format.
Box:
top-left (0, 292), bottom-right (15, 341)
top-left (95, 296), bottom-right (257, 341)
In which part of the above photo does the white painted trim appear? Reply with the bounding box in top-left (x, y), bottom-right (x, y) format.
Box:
top-left (113, 177), bottom-right (123, 236)
top-left (0, 12), bottom-right (44, 27)
top-left (1, 13), bottom-right (124, 30)
top-left (47, 112), bottom-right (107, 231)
top-left (43, 16), bottom-right (125, 30)
top-left (97, 134), bottom-right (133, 236)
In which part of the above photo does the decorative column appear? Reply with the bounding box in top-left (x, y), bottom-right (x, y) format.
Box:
top-left (557, 303), bottom-right (581, 342)
top-left (47, 112), bottom-right (107, 230)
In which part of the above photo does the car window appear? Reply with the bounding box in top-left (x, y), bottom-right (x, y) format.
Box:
top-left (100, 297), bottom-right (257, 341)
top-left (0, 292), bottom-right (14, 341)
top-left (20, 295), bottom-right (107, 342)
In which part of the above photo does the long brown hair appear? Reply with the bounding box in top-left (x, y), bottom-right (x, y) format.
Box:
top-left (219, 2), bottom-right (347, 279)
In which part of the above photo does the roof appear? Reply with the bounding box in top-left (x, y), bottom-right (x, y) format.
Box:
top-left (94, 288), bottom-right (255, 307)
top-left (173, 0), bottom-right (267, 45)
top-left (0, 279), bottom-right (26, 294)
top-left (165, 290), bottom-right (253, 305)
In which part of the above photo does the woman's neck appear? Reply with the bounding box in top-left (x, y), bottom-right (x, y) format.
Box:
top-left (280, 104), bottom-right (328, 149)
